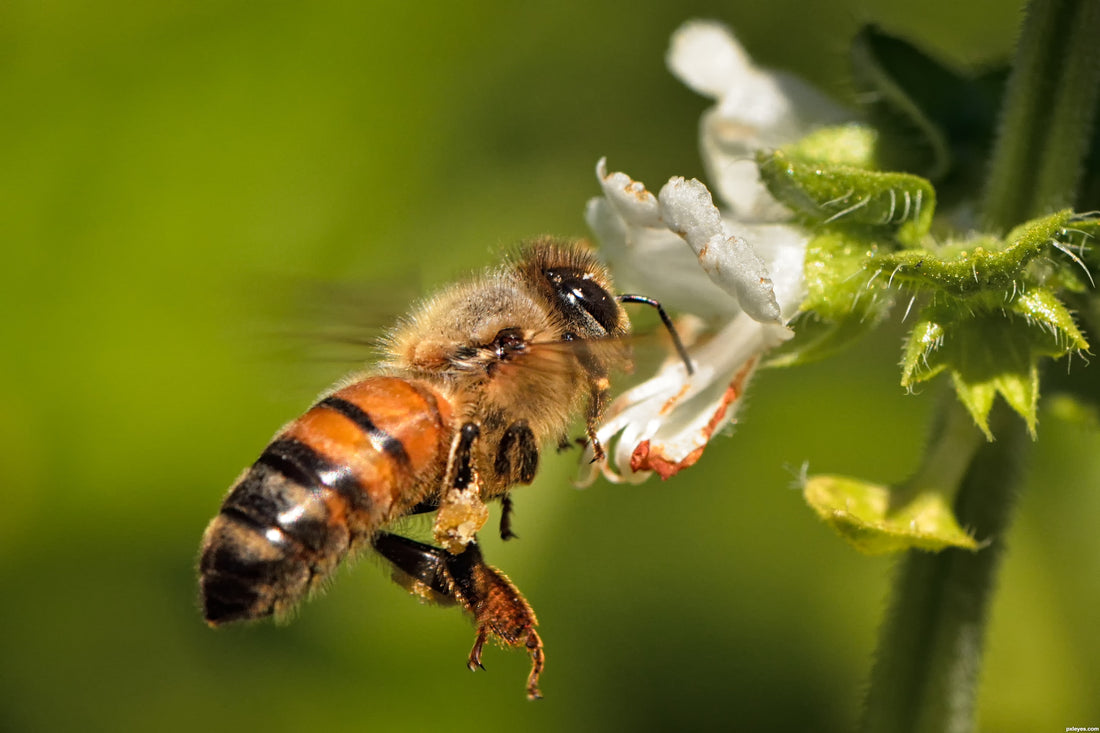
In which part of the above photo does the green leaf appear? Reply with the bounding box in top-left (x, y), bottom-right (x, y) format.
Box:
top-left (804, 474), bottom-right (980, 555)
top-left (850, 25), bottom-right (1007, 204)
top-left (850, 27), bottom-right (952, 180)
top-left (757, 149), bottom-right (935, 246)
top-left (804, 399), bottom-right (986, 556)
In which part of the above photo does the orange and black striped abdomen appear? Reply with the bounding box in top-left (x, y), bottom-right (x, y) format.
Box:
top-left (199, 376), bottom-right (453, 625)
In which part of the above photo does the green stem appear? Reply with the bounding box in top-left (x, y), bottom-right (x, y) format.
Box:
top-left (982, 0), bottom-right (1100, 228)
top-left (1031, 0), bottom-right (1100, 212)
top-left (893, 399), bottom-right (984, 507)
top-left (860, 402), bottom-right (1027, 733)
top-left (860, 2), bottom-right (1097, 729)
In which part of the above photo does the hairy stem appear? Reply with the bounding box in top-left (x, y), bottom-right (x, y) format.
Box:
top-left (861, 1), bottom-right (1096, 728)
top-left (982, 0), bottom-right (1100, 227)
top-left (861, 403), bottom-right (1027, 733)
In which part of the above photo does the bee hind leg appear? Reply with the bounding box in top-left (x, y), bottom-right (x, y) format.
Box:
top-left (467, 626), bottom-right (544, 700)
top-left (371, 532), bottom-right (544, 700)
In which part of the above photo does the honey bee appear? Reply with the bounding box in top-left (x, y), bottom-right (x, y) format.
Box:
top-left (198, 238), bottom-right (691, 699)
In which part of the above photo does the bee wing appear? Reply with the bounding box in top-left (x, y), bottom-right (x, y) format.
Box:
top-left (243, 272), bottom-right (425, 368)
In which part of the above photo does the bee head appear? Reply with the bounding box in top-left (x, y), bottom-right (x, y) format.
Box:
top-left (515, 238), bottom-right (629, 339)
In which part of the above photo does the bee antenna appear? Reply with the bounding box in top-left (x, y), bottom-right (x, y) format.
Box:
top-left (617, 294), bottom-right (695, 376)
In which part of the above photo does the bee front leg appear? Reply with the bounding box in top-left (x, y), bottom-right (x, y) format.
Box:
top-left (566, 336), bottom-right (611, 463)
top-left (584, 373), bottom-right (611, 462)
top-left (433, 422), bottom-right (489, 554)
top-left (372, 532), bottom-right (544, 700)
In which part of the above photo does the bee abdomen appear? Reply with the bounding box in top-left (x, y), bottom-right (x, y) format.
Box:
top-left (199, 376), bottom-right (453, 626)
top-left (199, 455), bottom-right (350, 625)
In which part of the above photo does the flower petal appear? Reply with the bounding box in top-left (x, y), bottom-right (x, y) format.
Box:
top-left (667, 20), bottom-right (850, 218)
top-left (594, 157), bottom-right (663, 228)
top-left (589, 161), bottom-right (739, 318)
top-left (589, 161), bottom-right (805, 322)
top-left (577, 311), bottom-right (791, 485)
top-left (666, 19), bottom-right (756, 99)
top-left (658, 176), bottom-right (781, 323)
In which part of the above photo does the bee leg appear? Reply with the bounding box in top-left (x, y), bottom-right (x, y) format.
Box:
top-left (468, 627), bottom-right (488, 670)
top-left (372, 532), bottom-right (544, 700)
top-left (523, 629), bottom-right (545, 700)
top-left (584, 373), bottom-right (611, 463)
top-left (443, 539), bottom-right (544, 700)
top-left (372, 530), bottom-right (452, 601)
top-left (494, 420), bottom-right (538, 541)
top-left (494, 420), bottom-right (539, 485)
top-left (499, 494), bottom-right (518, 541)
top-left (564, 332), bottom-right (610, 463)
top-left (433, 423), bottom-right (489, 554)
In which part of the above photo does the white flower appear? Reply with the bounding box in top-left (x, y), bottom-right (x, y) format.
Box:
top-left (580, 20), bottom-right (849, 484)
top-left (668, 20), bottom-right (850, 221)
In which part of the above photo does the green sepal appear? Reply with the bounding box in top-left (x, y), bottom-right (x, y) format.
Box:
top-left (804, 473), bottom-right (980, 555)
top-left (899, 300), bottom-right (1086, 438)
top-left (802, 229), bottom-right (893, 319)
top-left (1010, 287), bottom-right (1088, 351)
top-left (900, 317), bottom-right (947, 385)
top-left (949, 345), bottom-right (1036, 441)
top-left (869, 210), bottom-right (1076, 297)
top-left (757, 149), bottom-right (935, 247)
top-left (783, 124), bottom-right (879, 169)
top-left (767, 228), bottom-right (894, 366)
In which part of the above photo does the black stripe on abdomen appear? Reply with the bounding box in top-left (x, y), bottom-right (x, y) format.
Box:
top-left (317, 396), bottom-right (412, 470)
top-left (257, 437), bottom-right (361, 497)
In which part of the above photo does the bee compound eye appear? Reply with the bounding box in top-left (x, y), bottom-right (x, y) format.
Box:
top-left (543, 268), bottom-right (620, 333)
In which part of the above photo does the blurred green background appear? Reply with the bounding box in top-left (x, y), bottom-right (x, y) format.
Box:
top-left (3, 1), bottom-right (1098, 731)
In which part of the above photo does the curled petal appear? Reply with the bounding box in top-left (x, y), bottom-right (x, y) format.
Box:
top-left (658, 176), bottom-right (781, 323)
top-left (594, 157), bottom-right (662, 228)
top-left (589, 164), bottom-right (735, 319)
top-left (577, 313), bottom-right (792, 485)
top-left (590, 161), bottom-right (803, 322)
top-left (724, 220), bottom-right (808, 319)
